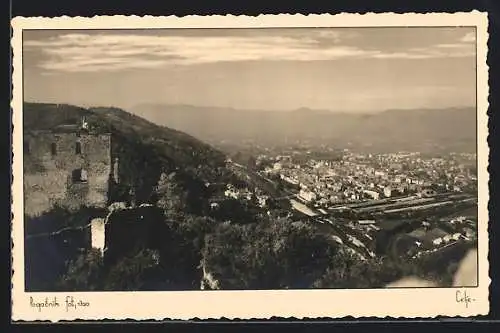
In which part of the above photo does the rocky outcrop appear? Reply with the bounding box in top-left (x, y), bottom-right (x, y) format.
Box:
top-left (200, 260), bottom-right (221, 290)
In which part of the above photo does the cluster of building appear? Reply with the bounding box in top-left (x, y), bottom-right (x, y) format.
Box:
top-left (222, 184), bottom-right (269, 208)
top-left (260, 151), bottom-right (477, 209)
top-left (397, 214), bottom-right (478, 259)
top-left (315, 210), bottom-right (478, 261)
top-left (202, 149), bottom-right (479, 263)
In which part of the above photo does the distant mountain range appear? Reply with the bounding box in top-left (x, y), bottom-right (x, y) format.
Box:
top-left (131, 104), bottom-right (477, 153)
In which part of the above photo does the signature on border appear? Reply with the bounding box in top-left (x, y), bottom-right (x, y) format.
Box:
top-left (456, 290), bottom-right (476, 308)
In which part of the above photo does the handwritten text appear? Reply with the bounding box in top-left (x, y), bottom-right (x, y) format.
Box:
top-left (456, 289), bottom-right (476, 308)
top-left (29, 296), bottom-right (90, 312)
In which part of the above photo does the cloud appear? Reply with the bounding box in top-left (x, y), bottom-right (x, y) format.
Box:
top-left (460, 31), bottom-right (476, 43)
top-left (24, 30), bottom-right (475, 73)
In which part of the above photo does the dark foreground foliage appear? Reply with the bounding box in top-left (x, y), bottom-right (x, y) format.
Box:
top-left (25, 203), bottom-right (459, 292)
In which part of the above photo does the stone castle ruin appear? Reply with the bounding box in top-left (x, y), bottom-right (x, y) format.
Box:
top-left (23, 116), bottom-right (119, 217)
top-left (24, 116), bottom-right (164, 263)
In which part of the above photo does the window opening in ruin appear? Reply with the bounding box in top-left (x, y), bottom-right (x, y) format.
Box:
top-left (72, 168), bottom-right (88, 183)
top-left (75, 141), bottom-right (82, 155)
top-left (51, 142), bottom-right (57, 156)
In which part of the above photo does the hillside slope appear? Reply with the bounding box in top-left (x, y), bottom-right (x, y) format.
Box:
top-left (23, 102), bottom-right (231, 212)
top-left (132, 104), bottom-right (477, 153)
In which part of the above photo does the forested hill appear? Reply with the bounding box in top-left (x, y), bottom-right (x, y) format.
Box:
top-left (23, 102), bottom-right (231, 210)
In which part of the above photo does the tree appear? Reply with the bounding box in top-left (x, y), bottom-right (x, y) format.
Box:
top-left (137, 213), bottom-right (220, 290)
top-left (58, 249), bottom-right (104, 291)
top-left (103, 248), bottom-right (163, 291)
top-left (201, 220), bottom-right (342, 289)
top-left (155, 172), bottom-right (183, 218)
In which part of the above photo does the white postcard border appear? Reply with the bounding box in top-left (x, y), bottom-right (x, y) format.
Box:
top-left (11, 12), bottom-right (490, 321)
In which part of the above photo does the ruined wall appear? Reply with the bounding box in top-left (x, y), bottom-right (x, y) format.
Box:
top-left (24, 131), bottom-right (112, 217)
top-left (102, 206), bottom-right (166, 266)
top-left (90, 218), bottom-right (106, 253)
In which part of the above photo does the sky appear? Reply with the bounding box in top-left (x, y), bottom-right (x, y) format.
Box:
top-left (23, 27), bottom-right (476, 112)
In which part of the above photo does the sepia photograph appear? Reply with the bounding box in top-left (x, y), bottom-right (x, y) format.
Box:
top-left (11, 13), bottom-right (490, 320)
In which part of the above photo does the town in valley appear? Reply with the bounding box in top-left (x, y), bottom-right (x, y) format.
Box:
top-left (217, 143), bottom-right (477, 263)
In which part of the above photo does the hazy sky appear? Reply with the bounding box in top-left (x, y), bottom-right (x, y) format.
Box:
top-left (23, 27), bottom-right (476, 112)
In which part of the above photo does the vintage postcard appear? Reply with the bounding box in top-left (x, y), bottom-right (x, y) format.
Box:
top-left (11, 12), bottom-right (490, 321)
